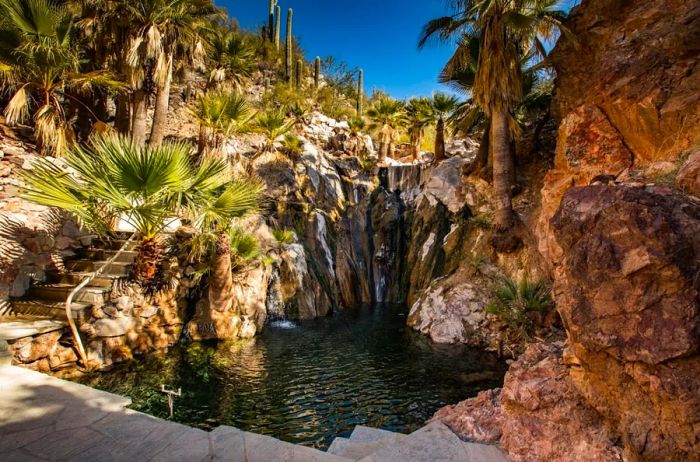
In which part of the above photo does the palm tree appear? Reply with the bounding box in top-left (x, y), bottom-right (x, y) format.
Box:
top-left (255, 108), bottom-right (294, 154)
top-left (406, 97), bottom-right (432, 161)
top-left (206, 24), bottom-right (254, 91)
top-left (123, 0), bottom-right (213, 146)
top-left (367, 97), bottom-right (406, 163)
top-left (0, 0), bottom-right (123, 154)
top-left (190, 90), bottom-right (254, 156)
top-left (20, 134), bottom-right (260, 285)
top-left (440, 35), bottom-right (490, 172)
top-left (429, 92), bottom-right (459, 164)
top-left (420, 0), bottom-right (568, 230)
top-left (20, 133), bottom-right (261, 357)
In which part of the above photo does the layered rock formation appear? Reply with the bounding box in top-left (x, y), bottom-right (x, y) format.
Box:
top-left (432, 342), bottom-right (624, 461)
top-left (552, 185), bottom-right (700, 461)
top-left (435, 0), bottom-right (700, 460)
top-left (550, 0), bottom-right (700, 163)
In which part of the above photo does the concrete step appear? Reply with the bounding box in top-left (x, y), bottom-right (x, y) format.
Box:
top-left (77, 249), bottom-right (138, 263)
top-left (9, 299), bottom-right (92, 321)
top-left (357, 422), bottom-right (510, 462)
top-left (327, 437), bottom-right (352, 456)
top-left (350, 426), bottom-right (407, 444)
top-left (60, 272), bottom-right (129, 289)
top-left (28, 284), bottom-right (112, 305)
top-left (328, 427), bottom-right (407, 460)
top-left (66, 259), bottom-right (132, 276)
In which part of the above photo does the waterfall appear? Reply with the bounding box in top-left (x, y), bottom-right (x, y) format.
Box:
top-left (381, 164), bottom-right (430, 205)
top-left (314, 211), bottom-right (335, 279)
top-left (266, 267), bottom-right (286, 321)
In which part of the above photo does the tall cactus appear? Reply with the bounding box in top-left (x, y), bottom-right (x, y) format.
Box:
top-left (314, 56), bottom-right (321, 89)
top-left (274, 5), bottom-right (281, 50)
top-left (357, 69), bottom-right (364, 116)
top-left (285, 8), bottom-right (293, 82)
top-left (268, 0), bottom-right (275, 42)
top-left (296, 59), bottom-right (303, 89)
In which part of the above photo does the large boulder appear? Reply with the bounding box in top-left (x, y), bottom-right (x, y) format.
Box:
top-left (551, 184), bottom-right (700, 460)
top-left (432, 342), bottom-right (623, 462)
top-left (551, 0), bottom-right (700, 163)
top-left (536, 105), bottom-right (633, 267)
top-left (187, 262), bottom-right (271, 340)
top-left (407, 268), bottom-right (497, 347)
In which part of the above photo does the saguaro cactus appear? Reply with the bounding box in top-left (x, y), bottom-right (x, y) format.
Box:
top-left (357, 69), bottom-right (364, 116)
top-left (314, 56), bottom-right (321, 89)
top-left (274, 5), bottom-right (281, 50)
top-left (268, 0), bottom-right (275, 42)
top-left (296, 59), bottom-right (303, 89)
top-left (285, 8), bottom-right (293, 82)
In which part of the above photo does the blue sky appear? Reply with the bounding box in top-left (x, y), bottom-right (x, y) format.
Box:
top-left (219, 0), bottom-right (580, 99)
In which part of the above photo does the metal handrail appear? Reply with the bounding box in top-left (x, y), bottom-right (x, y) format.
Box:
top-left (65, 233), bottom-right (136, 366)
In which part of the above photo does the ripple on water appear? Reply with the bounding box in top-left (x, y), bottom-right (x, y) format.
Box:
top-left (74, 304), bottom-right (506, 449)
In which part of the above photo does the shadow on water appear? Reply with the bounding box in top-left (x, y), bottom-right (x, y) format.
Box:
top-left (74, 304), bottom-right (507, 449)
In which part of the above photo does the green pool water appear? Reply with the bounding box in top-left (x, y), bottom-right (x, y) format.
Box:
top-left (75, 304), bottom-right (506, 449)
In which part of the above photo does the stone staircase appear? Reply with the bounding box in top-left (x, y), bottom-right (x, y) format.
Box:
top-left (0, 237), bottom-right (136, 342)
top-left (326, 423), bottom-right (510, 461)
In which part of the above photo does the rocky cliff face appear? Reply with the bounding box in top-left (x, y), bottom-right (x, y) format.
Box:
top-left (550, 0), bottom-right (700, 163)
top-left (434, 0), bottom-right (700, 460)
top-left (552, 185), bottom-right (700, 461)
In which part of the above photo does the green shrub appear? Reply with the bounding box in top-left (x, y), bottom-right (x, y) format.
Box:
top-left (485, 277), bottom-right (553, 339)
top-left (272, 228), bottom-right (295, 246)
top-left (469, 253), bottom-right (489, 274)
top-left (281, 134), bottom-right (304, 159)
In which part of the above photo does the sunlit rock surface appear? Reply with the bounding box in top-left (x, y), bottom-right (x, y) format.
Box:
top-left (551, 184), bottom-right (700, 461)
top-left (432, 342), bottom-right (624, 462)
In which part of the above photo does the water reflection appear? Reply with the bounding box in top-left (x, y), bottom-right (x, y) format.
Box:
top-left (76, 304), bottom-right (506, 449)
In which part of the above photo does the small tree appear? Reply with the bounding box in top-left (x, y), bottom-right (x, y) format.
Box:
top-left (430, 92), bottom-right (459, 164)
top-left (367, 97), bottom-right (406, 163)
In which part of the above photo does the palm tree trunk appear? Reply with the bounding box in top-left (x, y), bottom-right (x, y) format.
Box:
top-left (208, 233), bottom-right (234, 313)
top-left (115, 93), bottom-right (131, 134)
top-left (409, 126), bottom-right (421, 161)
top-left (198, 125), bottom-right (209, 156)
top-left (149, 55), bottom-right (173, 147)
top-left (477, 119), bottom-right (490, 173)
top-left (131, 88), bottom-right (148, 146)
top-left (377, 143), bottom-right (388, 163)
top-left (434, 117), bottom-right (446, 163)
top-left (491, 110), bottom-right (515, 229)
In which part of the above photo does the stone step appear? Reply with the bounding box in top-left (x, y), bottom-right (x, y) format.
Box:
top-left (60, 272), bottom-right (129, 289)
top-left (350, 426), bottom-right (407, 444)
top-left (328, 427), bottom-right (407, 460)
top-left (66, 259), bottom-right (133, 275)
top-left (357, 422), bottom-right (511, 462)
top-left (0, 318), bottom-right (67, 341)
top-left (8, 299), bottom-right (92, 321)
top-left (28, 284), bottom-right (112, 305)
top-left (89, 238), bottom-right (138, 251)
top-left (78, 248), bottom-right (138, 263)
top-left (327, 437), bottom-right (352, 456)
